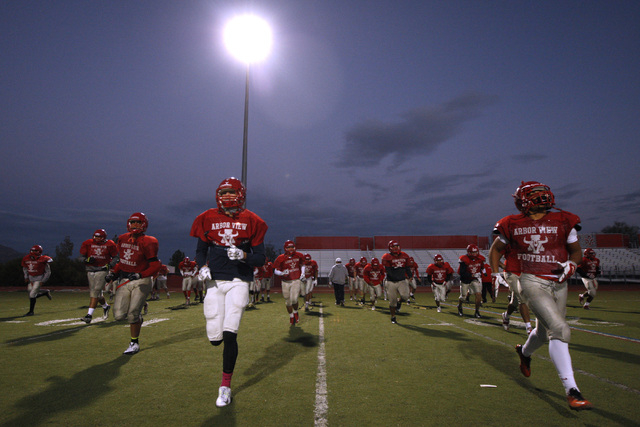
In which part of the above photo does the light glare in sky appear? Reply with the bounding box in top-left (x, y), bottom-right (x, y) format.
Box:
top-left (224, 15), bottom-right (272, 64)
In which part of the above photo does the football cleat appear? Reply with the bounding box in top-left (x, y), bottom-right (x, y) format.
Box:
top-left (502, 312), bottom-right (510, 331)
top-left (516, 344), bottom-right (531, 377)
top-left (437, 306), bottom-right (441, 313)
top-left (46, 290), bottom-right (52, 300)
top-left (25, 311), bottom-right (34, 316)
top-left (371, 305), bottom-right (376, 311)
top-left (81, 314), bottom-right (92, 324)
top-left (566, 388), bottom-right (592, 411)
top-left (391, 316), bottom-right (397, 324)
top-left (290, 316), bottom-right (295, 325)
top-left (123, 342), bottom-right (140, 355)
top-left (294, 312), bottom-right (299, 323)
top-left (216, 386), bottom-right (232, 407)
top-left (475, 311), bottom-right (481, 318)
top-left (579, 294), bottom-right (584, 305)
top-left (583, 304), bottom-right (590, 310)
top-left (458, 306), bottom-right (463, 316)
top-left (103, 305), bottom-right (111, 319)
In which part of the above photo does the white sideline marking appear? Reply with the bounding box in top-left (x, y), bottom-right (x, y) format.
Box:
top-left (314, 305), bottom-right (328, 427)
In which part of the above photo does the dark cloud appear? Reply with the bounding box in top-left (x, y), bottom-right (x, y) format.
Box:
top-left (338, 92), bottom-right (498, 168)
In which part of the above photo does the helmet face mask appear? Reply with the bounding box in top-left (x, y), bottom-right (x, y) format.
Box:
top-left (30, 245), bottom-right (43, 257)
top-left (388, 240), bottom-right (400, 254)
top-left (216, 177), bottom-right (246, 215)
top-left (584, 248), bottom-right (596, 259)
top-left (93, 229), bottom-right (107, 244)
top-left (284, 240), bottom-right (295, 255)
top-left (514, 181), bottom-right (555, 214)
top-left (127, 212), bottom-right (148, 234)
top-left (467, 244), bottom-right (479, 258)
top-left (371, 257), bottom-right (380, 267)
top-left (434, 254), bottom-right (444, 266)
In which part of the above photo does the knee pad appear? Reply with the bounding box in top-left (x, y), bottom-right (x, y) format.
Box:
top-left (210, 340), bottom-right (223, 347)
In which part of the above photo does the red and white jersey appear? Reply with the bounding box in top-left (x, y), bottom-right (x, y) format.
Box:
top-left (410, 262), bottom-right (420, 279)
top-left (381, 251), bottom-right (412, 282)
top-left (493, 210), bottom-right (581, 279)
top-left (503, 244), bottom-right (521, 275)
top-left (425, 262), bottom-right (454, 284)
top-left (179, 260), bottom-right (198, 276)
top-left (355, 261), bottom-right (367, 278)
top-left (113, 232), bottom-right (160, 277)
top-left (22, 254), bottom-right (53, 277)
top-left (259, 261), bottom-right (274, 279)
top-left (345, 261), bottom-right (356, 278)
top-left (578, 256), bottom-right (600, 278)
top-left (156, 264), bottom-right (169, 277)
top-left (190, 208), bottom-right (268, 249)
top-left (458, 254), bottom-right (486, 276)
top-left (79, 239), bottom-right (118, 268)
top-left (303, 260), bottom-right (319, 279)
top-left (481, 264), bottom-right (493, 283)
top-left (363, 263), bottom-right (385, 285)
top-left (273, 251), bottom-right (306, 281)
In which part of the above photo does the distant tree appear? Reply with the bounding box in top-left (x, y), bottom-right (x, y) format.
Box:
top-left (169, 250), bottom-right (186, 269)
top-left (601, 221), bottom-right (639, 246)
top-left (265, 243), bottom-right (279, 263)
top-left (0, 258), bottom-right (24, 287)
top-left (55, 236), bottom-right (74, 260)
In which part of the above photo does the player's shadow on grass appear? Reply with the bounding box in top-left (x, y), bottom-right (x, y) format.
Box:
top-left (397, 323), bottom-right (470, 341)
top-left (570, 341), bottom-right (640, 366)
top-left (0, 355), bottom-right (130, 427)
top-left (5, 325), bottom-right (86, 346)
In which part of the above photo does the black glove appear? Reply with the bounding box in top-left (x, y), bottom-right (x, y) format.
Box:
top-left (84, 256), bottom-right (94, 264)
top-left (128, 273), bottom-right (141, 281)
top-left (105, 272), bottom-right (117, 282)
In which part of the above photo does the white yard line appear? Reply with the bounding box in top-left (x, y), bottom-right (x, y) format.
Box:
top-left (314, 304), bottom-right (329, 427)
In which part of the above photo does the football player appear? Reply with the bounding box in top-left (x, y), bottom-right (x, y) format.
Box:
top-left (259, 257), bottom-right (274, 302)
top-left (179, 256), bottom-right (198, 305)
top-left (457, 244), bottom-right (486, 318)
top-left (363, 257), bottom-right (385, 310)
top-left (489, 181), bottom-right (592, 410)
top-left (408, 257), bottom-right (420, 302)
top-left (496, 244), bottom-right (532, 334)
top-left (354, 257), bottom-right (368, 305)
top-left (273, 240), bottom-right (306, 324)
top-left (152, 262), bottom-right (170, 300)
top-left (425, 254), bottom-right (454, 312)
top-left (577, 248), bottom-right (600, 309)
top-left (345, 258), bottom-right (357, 301)
top-left (79, 229), bottom-right (118, 323)
top-left (302, 253), bottom-right (318, 312)
top-left (105, 212), bottom-right (161, 355)
top-left (190, 177), bottom-right (268, 408)
top-left (21, 245), bottom-right (53, 316)
top-left (381, 240), bottom-right (412, 324)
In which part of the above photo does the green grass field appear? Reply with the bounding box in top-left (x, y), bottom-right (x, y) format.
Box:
top-left (1, 288), bottom-right (639, 427)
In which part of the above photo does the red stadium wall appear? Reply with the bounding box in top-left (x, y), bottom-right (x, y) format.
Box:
top-left (595, 233), bottom-right (626, 247)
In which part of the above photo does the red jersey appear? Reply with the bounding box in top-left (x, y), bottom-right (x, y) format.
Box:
top-left (273, 251), bottom-right (306, 281)
top-left (190, 208), bottom-right (268, 249)
top-left (363, 263), bottom-right (385, 285)
top-left (577, 256), bottom-right (600, 279)
top-left (112, 232), bottom-right (160, 277)
top-left (22, 254), bottom-right (53, 277)
top-left (458, 254), bottom-right (486, 283)
top-left (179, 260), bottom-right (198, 276)
top-left (261, 262), bottom-right (274, 278)
top-left (303, 260), bottom-right (319, 279)
top-left (503, 244), bottom-right (521, 275)
top-left (381, 251), bottom-right (412, 282)
top-left (79, 238), bottom-right (118, 268)
top-left (355, 261), bottom-right (367, 278)
top-left (157, 264), bottom-right (169, 276)
top-left (425, 262), bottom-right (454, 284)
top-left (345, 261), bottom-right (356, 278)
top-left (481, 264), bottom-right (493, 284)
top-left (493, 210), bottom-right (581, 279)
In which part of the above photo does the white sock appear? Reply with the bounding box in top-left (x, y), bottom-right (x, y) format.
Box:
top-left (87, 308), bottom-right (95, 316)
top-left (548, 339), bottom-right (578, 394)
top-left (525, 322), bottom-right (531, 329)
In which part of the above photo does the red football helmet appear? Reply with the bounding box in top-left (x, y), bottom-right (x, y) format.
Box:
top-left (184, 257), bottom-right (190, 263)
top-left (584, 248), bottom-right (596, 259)
top-left (388, 240), bottom-right (400, 254)
top-left (467, 244), bottom-right (479, 258)
top-left (216, 177), bottom-right (246, 215)
top-left (513, 181), bottom-right (555, 214)
top-left (127, 212), bottom-right (148, 234)
top-left (304, 253), bottom-right (312, 261)
top-left (371, 257), bottom-right (380, 267)
top-left (349, 258), bottom-right (356, 264)
top-left (30, 245), bottom-right (43, 257)
top-left (93, 229), bottom-right (107, 243)
top-left (284, 240), bottom-right (296, 254)
top-left (434, 254), bottom-right (444, 266)
top-left (359, 256), bottom-right (367, 264)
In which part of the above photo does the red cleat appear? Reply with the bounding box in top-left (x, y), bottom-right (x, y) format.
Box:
top-left (567, 388), bottom-right (592, 411)
top-left (516, 345), bottom-right (531, 377)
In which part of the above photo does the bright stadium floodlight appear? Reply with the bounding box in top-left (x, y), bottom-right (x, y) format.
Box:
top-left (223, 15), bottom-right (273, 193)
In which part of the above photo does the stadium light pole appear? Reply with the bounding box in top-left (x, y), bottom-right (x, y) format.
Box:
top-left (223, 14), bottom-right (272, 192)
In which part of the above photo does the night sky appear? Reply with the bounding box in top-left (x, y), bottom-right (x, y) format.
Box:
top-left (2, 1), bottom-right (639, 262)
